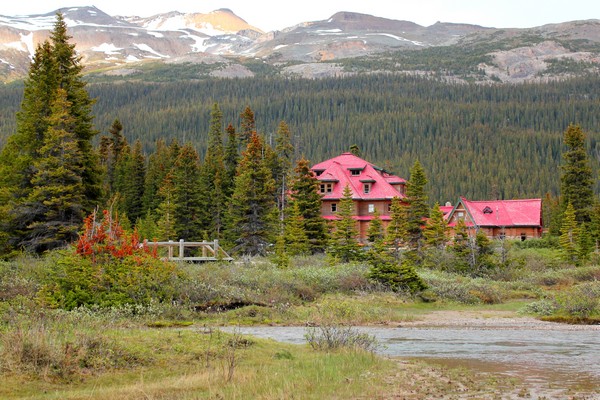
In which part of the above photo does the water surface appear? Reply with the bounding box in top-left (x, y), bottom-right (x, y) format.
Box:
top-left (222, 324), bottom-right (600, 393)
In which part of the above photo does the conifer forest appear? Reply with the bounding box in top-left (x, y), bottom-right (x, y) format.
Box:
top-left (0, 70), bottom-right (599, 204)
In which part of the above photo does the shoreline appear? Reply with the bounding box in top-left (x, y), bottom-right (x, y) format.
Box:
top-left (396, 309), bottom-right (600, 330)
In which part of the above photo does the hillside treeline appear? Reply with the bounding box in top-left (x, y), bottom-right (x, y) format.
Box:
top-left (1, 74), bottom-right (600, 203)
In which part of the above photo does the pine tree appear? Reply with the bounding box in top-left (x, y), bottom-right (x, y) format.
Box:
top-left (120, 140), bottom-right (146, 222)
top-left (226, 131), bottom-right (277, 255)
top-left (200, 103), bottom-right (227, 237)
top-left (143, 138), bottom-right (177, 214)
top-left (22, 88), bottom-right (84, 252)
top-left (328, 184), bottom-right (361, 263)
top-left (450, 218), bottom-right (471, 272)
top-left (423, 202), bottom-right (449, 249)
top-left (239, 106), bottom-right (256, 147)
top-left (284, 202), bottom-right (310, 256)
top-left (289, 157), bottom-right (329, 253)
top-left (560, 124), bottom-right (594, 224)
top-left (99, 118), bottom-right (126, 194)
top-left (0, 13), bottom-right (101, 254)
top-left (559, 202), bottom-right (580, 265)
top-left (155, 174), bottom-right (178, 240)
top-left (405, 160), bottom-right (429, 251)
top-left (223, 123), bottom-right (239, 198)
top-left (49, 13), bottom-right (102, 211)
top-left (386, 196), bottom-right (408, 260)
top-left (577, 222), bottom-right (593, 263)
top-left (272, 233), bottom-right (290, 268)
top-left (367, 208), bottom-right (384, 244)
top-left (168, 143), bottom-right (204, 241)
top-left (274, 121), bottom-right (294, 221)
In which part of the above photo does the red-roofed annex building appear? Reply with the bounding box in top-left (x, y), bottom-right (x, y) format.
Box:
top-left (311, 152), bottom-right (407, 242)
top-left (445, 197), bottom-right (543, 240)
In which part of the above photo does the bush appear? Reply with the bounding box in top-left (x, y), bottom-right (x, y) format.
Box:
top-left (520, 299), bottom-right (558, 316)
top-left (555, 282), bottom-right (600, 318)
top-left (305, 324), bottom-right (380, 353)
top-left (38, 210), bottom-right (180, 310)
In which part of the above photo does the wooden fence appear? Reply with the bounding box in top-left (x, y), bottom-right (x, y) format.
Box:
top-left (143, 239), bottom-right (233, 262)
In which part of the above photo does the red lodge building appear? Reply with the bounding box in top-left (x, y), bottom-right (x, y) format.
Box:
top-left (311, 152), bottom-right (407, 242)
top-left (445, 197), bottom-right (543, 240)
top-left (311, 153), bottom-right (543, 242)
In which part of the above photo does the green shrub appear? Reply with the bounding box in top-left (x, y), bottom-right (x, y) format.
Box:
top-left (305, 324), bottom-right (380, 353)
top-left (555, 282), bottom-right (600, 318)
top-left (520, 299), bottom-right (558, 316)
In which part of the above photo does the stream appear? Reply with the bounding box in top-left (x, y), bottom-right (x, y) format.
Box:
top-left (222, 323), bottom-right (600, 394)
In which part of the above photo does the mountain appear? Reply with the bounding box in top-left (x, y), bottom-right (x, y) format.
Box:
top-left (0, 6), bottom-right (599, 83)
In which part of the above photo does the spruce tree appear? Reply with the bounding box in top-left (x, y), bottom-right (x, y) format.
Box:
top-left (223, 123), bottom-right (239, 198)
top-left (226, 131), bottom-right (277, 255)
top-left (559, 202), bottom-right (580, 265)
top-left (406, 160), bottom-right (429, 249)
top-left (423, 202), bottom-right (450, 249)
top-left (200, 103), bottom-right (226, 237)
top-left (328, 184), bottom-right (361, 263)
top-left (284, 202), bottom-right (310, 256)
top-left (274, 121), bottom-right (295, 221)
top-left (386, 196), bottom-right (408, 260)
top-left (22, 88), bottom-right (84, 252)
top-left (289, 157), bottom-right (329, 253)
top-left (367, 208), bottom-right (384, 244)
top-left (49, 13), bottom-right (102, 210)
top-left (239, 106), bottom-right (256, 147)
top-left (560, 124), bottom-right (594, 223)
top-left (119, 140), bottom-right (146, 223)
top-left (143, 138), bottom-right (176, 214)
top-left (99, 118), bottom-right (126, 194)
top-left (450, 218), bottom-right (471, 273)
top-left (0, 14), bottom-right (101, 253)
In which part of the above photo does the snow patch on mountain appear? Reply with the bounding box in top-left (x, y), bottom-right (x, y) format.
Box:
top-left (134, 43), bottom-right (169, 58)
top-left (92, 43), bottom-right (122, 55)
top-left (366, 33), bottom-right (425, 46)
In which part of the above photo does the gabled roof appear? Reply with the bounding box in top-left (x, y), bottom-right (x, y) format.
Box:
top-left (448, 197), bottom-right (542, 228)
top-left (311, 152), bottom-right (406, 200)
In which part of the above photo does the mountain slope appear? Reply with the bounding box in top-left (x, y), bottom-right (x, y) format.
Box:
top-left (0, 7), bottom-right (599, 83)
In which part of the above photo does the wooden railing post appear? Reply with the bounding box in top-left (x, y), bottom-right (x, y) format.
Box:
top-left (214, 239), bottom-right (219, 258)
top-left (179, 239), bottom-right (184, 260)
top-left (168, 240), bottom-right (173, 259)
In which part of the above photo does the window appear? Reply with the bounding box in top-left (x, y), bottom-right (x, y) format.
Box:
top-left (387, 203), bottom-right (392, 212)
top-left (520, 233), bottom-right (527, 241)
top-left (331, 203), bottom-right (337, 212)
top-left (320, 183), bottom-right (333, 193)
top-left (368, 204), bottom-right (375, 213)
top-left (363, 183), bottom-right (371, 194)
top-left (483, 206), bottom-right (493, 214)
top-left (351, 170), bottom-right (361, 176)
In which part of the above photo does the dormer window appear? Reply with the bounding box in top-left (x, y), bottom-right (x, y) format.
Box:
top-left (363, 183), bottom-right (371, 194)
top-left (320, 183), bottom-right (333, 194)
top-left (483, 206), bottom-right (493, 214)
top-left (351, 170), bottom-right (361, 176)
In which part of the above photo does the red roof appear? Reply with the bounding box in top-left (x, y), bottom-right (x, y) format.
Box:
top-left (439, 205), bottom-right (454, 215)
top-left (312, 153), bottom-right (406, 200)
top-left (453, 197), bottom-right (542, 228)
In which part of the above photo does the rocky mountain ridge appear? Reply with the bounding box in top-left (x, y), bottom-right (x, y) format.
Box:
top-left (0, 6), bottom-right (599, 83)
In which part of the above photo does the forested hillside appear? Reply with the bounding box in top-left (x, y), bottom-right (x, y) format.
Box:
top-left (1, 74), bottom-right (599, 203)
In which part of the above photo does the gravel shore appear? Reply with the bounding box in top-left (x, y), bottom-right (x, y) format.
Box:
top-left (399, 309), bottom-right (600, 330)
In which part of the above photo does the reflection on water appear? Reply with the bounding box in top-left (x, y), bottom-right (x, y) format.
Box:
top-left (223, 325), bottom-right (600, 393)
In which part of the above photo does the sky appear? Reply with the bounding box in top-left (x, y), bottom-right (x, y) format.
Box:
top-left (2, 0), bottom-right (599, 32)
